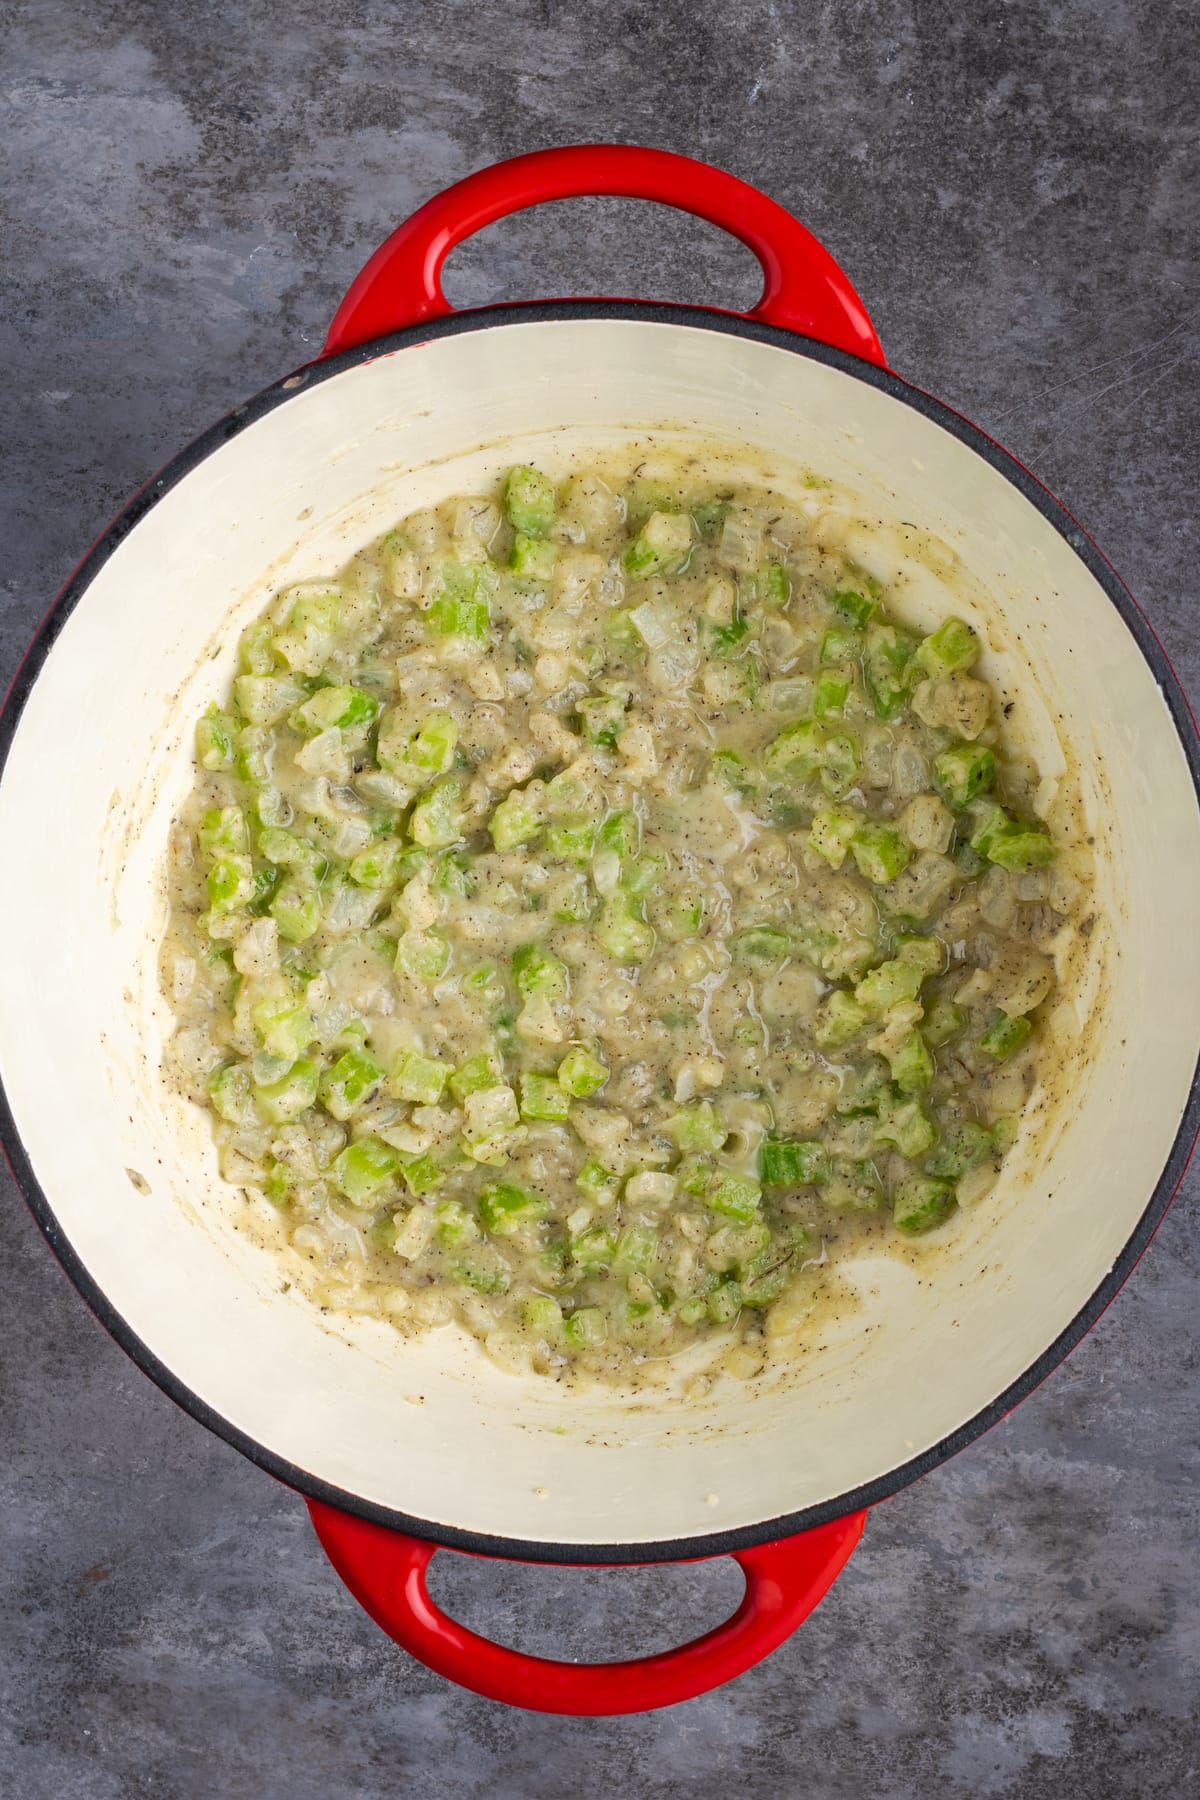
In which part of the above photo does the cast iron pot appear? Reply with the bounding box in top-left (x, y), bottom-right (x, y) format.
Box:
top-left (2, 146), bottom-right (1199, 1715)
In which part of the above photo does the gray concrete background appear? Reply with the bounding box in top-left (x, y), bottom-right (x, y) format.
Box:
top-left (1, 2), bottom-right (1197, 1795)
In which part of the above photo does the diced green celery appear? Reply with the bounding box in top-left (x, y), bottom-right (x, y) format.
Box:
top-left (702, 614), bottom-right (750, 658)
top-left (255, 1057), bottom-right (320, 1124)
top-left (966, 800), bottom-right (1013, 859)
top-left (732, 926), bottom-right (790, 964)
top-left (660, 891), bottom-right (704, 940)
top-left (813, 988), bottom-right (868, 1049)
top-left (320, 1048), bottom-right (385, 1120)
top-left (820, 733), bottom-right (860, 798)
top-left (449, 1050), bottom-right (502, 1102)
top-left (271, 880), bottom-right (322, 943)
top-left (893, 1174), bottom-right (957, 1234)
top-left (250, 991), bottom-right (313, 1060)
top-left (451, 1253), bottom-right (512, 1294)
top-left (763, 718), bottom-right (824, 778)
top-left (740, 1246), bottom-right (801, 1306)
top-left (820, 1158), bottom-right (885, 1212)
top-left (760, 1138), bottom-right (830, 1186)
top-left (677, 1156), bottom-right (715, 1196)
top-left (544, 822), bottom-right (596, 863)
top-left (387, 1050), bottom-right (450, 1105)
top-left (256, 827), bottom-right (320, 870)
top-left (570, 1226), bottom-right (617, 1269)
top-left (935, 741), bottom-right (995, 810)
top-left (261, 1160), bottom-right (296, 1207)
top-left (808, 808), bottom-right (862, 868)
top-left (835, 1060), bottom-right (892, 1116)
top-left (614, 1223), bottom-right (659, 1274)
top-left (863, 623), bottom-right (918, 718)
top-left (665, 1102), bottom-right (727, 1153)
top-left (985, 825), bottom-right (1057, 871)
top-left (563, 1306), bottom-right (608, 1347)
top-left (557, 1047), bottom-right (609, 1097)
top-left (954, 839), bottom-right (987, 878)
top-left (462, 963), bottom-right (507, 1012)
top-left (923, 994), bottom-right (966, 1046)
top-left (621, 857), bottom-right (665, 903)
top-left (888, 1028), bottom-right (934, 1094)
top-left (577, 1159), bottom-right (622, 1207)
top-left (595, 897), bottom-right (654, 963)
top-left (254, 787), bottom-right (291, 830)
top-left (426, 591), bottom-right (490, 638)
top-left (623, 510), bottom-right (694, 577)
top-left (577, 694), bottom-right (628, 747)
top-left (691, 498), bottom-right (730, 539)
top-left (510, 532), bottom-right (558, 580)
top-left (209, 1062), bottom-right (258, 1126)
top-left (394, 929), bottom-right (451, 982)
top-left (850, 825), bottom-right (912, 885)
top-left (604, 610), bottom-right (644, 658)
top-left (821, 625), bottom-right (863, 665)
top-left (437, 846), bottom-right (474, 896)
top-left (814, 666), bottom-right (852, 719)
top-left (833, 586), bottom-right (877, 627)
top-left (503, 465), bottom-right (557, 538)
top-left (707, 1280), bottom-right (742, 1324)
top-left (917, 616), bottom-right (980, 676)
top-left (547, 869), bottom-right (593, 922)
top-left (410, 779), bottom-right (464, 849)
top-left (708, 1173), bottom-right (762, 1224)
top-left (874, 1093), bottom-right (938, 1158)
top-left (436, 1198), bottom-right (479, 1244)
top-left (348, 839), bottom-right (406, 889)
top-left (709, 749), bottom-right (754, 791)
top-left (524, 1294), bottom-right (564, 1336)
top-left (926, 1119), bottom-right (995, 1180)
top-left (200, 807), bottom-right (249, 858)
top-left (992, 1114), bottom-right (1019, 1153)
top-left (196, 705), bottom-right (236, 771)
top-left (248, 864), bottom-right (282, 915)
top-left (751, 563), bottom-right (790, 607)
top-left (598, 810), bottom-right (641, 858)
top-left (479, 1181), bottom-right (551, 1234)
top-left (519, 1072), bottom-right (571, 1122)
top-left (490, 791), bottom-right (542, 851)
top-left (272, 588), bottom-right (340, 675)
top-left (234, 675), bottom-right (304, 725)
top-left (512, 942), bottom-right (567, 999)
top-left (330, 1137), bottom-right (401, 1204)
top-left (980, 1011), bottom-right (1033, 1059)
top-left (895, 934), bottom-right (945, 976)
top-left (407, 712), bottom-right (460, 775)
top-left (855, 958), bottom-right (925, 1014)
top-left (239, 617), bottom-right (276, 677)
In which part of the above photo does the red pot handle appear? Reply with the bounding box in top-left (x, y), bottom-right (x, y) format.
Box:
top-left (307, 1498), bottom-right (866, 1715)
top-left (323, 143), bottom-right (884, 367)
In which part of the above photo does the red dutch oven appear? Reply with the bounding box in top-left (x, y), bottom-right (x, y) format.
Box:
top-left (1, 146), bottom-right (1198, 1716)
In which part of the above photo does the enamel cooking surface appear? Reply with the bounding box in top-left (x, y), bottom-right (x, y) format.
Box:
top-left (2, 311), bottom-right (1198, 1554)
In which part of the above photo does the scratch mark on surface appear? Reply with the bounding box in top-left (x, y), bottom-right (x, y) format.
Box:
top-left (1039, 353), bottom-right (1189, 453)
top-left (988, 314), bottom-right (1195, 424)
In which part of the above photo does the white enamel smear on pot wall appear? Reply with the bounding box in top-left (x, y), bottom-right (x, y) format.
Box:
top-left (0, 319), bottom-right (1197, 1549)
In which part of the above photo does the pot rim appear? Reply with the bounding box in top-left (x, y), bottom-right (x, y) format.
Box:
top-left (3, 299), bottom-right (1199, 1565)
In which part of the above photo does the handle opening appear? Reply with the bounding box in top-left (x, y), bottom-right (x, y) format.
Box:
top-left (427, 1541), bottom-right (745, 1663)
top-left (439, 193), bottom-right (764, 318)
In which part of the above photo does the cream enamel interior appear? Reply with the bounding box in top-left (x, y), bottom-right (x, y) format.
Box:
top-left (1, 318), bottom-right (1198, 1550)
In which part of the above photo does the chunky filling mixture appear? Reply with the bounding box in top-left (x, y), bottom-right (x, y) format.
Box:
top-left (162, 454), bottom-right (1087, 1380)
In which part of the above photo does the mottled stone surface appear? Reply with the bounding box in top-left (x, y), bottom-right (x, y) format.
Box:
top-left (1, 1), bottom-right (1197, 1794)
